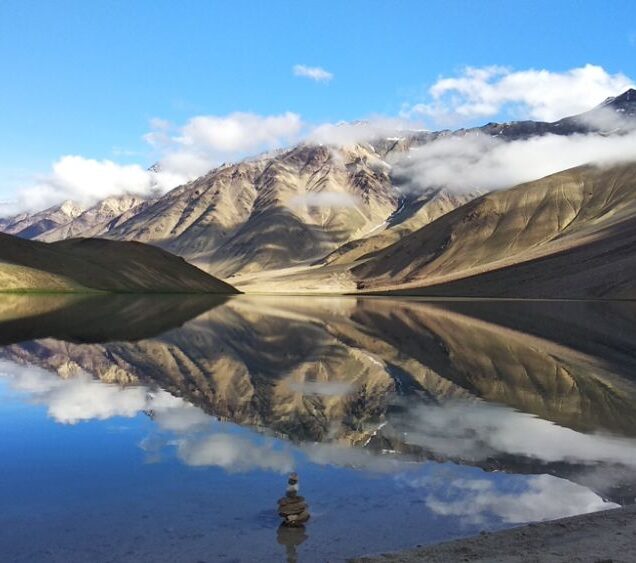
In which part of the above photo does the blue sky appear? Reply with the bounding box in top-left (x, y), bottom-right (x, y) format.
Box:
top-left (1, 0), bottom-right (635, 208)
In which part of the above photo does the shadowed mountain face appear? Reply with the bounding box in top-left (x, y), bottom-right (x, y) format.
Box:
top-left (316, 188), bottom-right (477, 268)
top-left (354, 162), bottom-right (636, 298)
top-left (2, 295), bottom-right (636, 504)
top-left (0, 232), bottom-right (238, 293)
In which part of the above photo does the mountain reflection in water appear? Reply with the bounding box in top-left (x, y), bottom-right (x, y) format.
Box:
top-left (1, 295), bottom-right (636, 562)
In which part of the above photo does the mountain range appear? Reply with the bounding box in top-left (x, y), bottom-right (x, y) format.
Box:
top-left (1, 88), bottom-right (636, 297)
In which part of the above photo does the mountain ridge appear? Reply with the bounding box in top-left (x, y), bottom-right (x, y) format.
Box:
top-left (353, 162), bottom-right (636, 297)
top-left (0, 232), bottom-right (238, 293)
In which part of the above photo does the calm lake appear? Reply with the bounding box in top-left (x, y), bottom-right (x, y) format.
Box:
top-left (1, 295), bottom-right (636, 562)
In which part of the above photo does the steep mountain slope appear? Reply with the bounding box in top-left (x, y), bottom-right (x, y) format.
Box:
top-left (0, 233), bottom-right (238, 293)
top-left (37, 194), bottom-right (150, 242)
top-left (88, 144), bottom-right (401, 277)
top-left (0, 200), bottom-right (85, 239)
top-left (354, 162), bottom-right (636, 297)
top-left (318, 188), bottom-right (475, 266)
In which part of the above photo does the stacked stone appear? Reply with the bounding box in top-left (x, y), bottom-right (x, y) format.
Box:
top-left (277, 472), bottom-right (310, 527)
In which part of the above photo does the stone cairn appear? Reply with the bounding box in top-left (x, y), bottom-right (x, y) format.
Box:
top-left (277, 472), bottom-right (310, 527)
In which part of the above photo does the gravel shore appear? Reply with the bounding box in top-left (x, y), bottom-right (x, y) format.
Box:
top-left (352, 505), bottom-right (636, 562)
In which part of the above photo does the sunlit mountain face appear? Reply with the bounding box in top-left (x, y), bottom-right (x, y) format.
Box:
top-left (2, 295), bottom-right (636, 561)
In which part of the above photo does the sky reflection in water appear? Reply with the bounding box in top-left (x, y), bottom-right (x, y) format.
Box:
top-left (1, 295), bottom-right (636, 562)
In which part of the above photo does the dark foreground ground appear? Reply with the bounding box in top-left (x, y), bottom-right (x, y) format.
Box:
top-left (352, 505), bottom-right (636, 563)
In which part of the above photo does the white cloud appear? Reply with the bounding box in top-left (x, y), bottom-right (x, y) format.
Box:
top-left (412, 473), bottom-right (617, 525)
top-left (287, 380), bottom-right (354, 396)
top-left (149, 393), bottom-right (211, 433)
top-left (405, 64), bottom-right (634, 124)
top-left (309, 117), bottom-right (420, 146)
top-left (6, 111), bottom-right (304, 213)
top-left (301, 441), bottom-right (408, 473)
top-left (144, 111), bottom-right (304, 188)
top-left (0, 359), bottom-right (293, 473)
top-left (288, 191), bottom-right (359, 209)
top-left (15, 156), bottom-right (156, 212)
top-left (0, 360), bottom-right (149, 423)
top-left (176, 112), bottom-right (303, 153)
top-left (5, 64), bottom-right (634, 215)
top-left (152, 150), bottom-right (216, 186)
top-left (394, 129), bottom-right (636, 194)
top-left (142, 117), bottom-right (172, 149)
top-left (392, 400), bottom-right (636, 468)
top-left (176, 433), bottom-right (294, 473)
top-left (293, 64), bottom-right (333, 83)
top-left (0, 359), bottom-right (208, 427)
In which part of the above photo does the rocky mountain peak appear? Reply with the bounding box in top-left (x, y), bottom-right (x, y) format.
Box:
top-left (93, 194), bottom-right (147, 214)
top-left (605, 88), bottom-right (636, 105)
top-left (597, 88), bottom-right (636, 116)
top-left (58, 200), bottom-right (85, 218)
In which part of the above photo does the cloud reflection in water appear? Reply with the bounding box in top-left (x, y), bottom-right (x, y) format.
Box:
top-left (403, 469), bottom-right (617, 525)
top-left (0, 357), bottom-right (628, 525)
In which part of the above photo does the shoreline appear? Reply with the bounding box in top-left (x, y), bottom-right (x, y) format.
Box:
top-left (351, 505), bottom-right (636, 562)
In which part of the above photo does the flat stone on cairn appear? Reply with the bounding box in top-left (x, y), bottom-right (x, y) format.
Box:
top-left (278, 472), bottom-right (310, 527)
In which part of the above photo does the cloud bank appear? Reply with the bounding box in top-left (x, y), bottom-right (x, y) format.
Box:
top-left (6, 111), bottom-right (304, 213)
top-left (2, 360), bottom-right (150, 423)
top-left (308, 117), bottom-right (419, 146)
top-left (408, 472), bottom-right (616, 525)
top-left (0, 359), bottom-right (294, 473)
top-left (14, 156), bottom-right (157, 212)
top-left (148, 111), bottom-right (303, 186)
top-left (4, 64), bottom-right (634, 214)
top-left (286, 380), bottom-right (354, 396)
top-left (404, 64), bottom-right (634, 124)
top-left (394, 129), bottom-right (636, 194)
top-left (391, 399), bottom-right (636, 468)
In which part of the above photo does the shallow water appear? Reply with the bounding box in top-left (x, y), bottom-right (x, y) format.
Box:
top-left (1, 294), bottom-right (636, 562)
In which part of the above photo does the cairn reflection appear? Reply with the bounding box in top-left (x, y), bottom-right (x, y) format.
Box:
top-left (276, 525), bottom-right (308, 563)
top-left (276, 473), bottom-right (310, 563)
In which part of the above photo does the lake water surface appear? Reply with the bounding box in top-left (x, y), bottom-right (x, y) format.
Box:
top-left (2, 295), bottom-right (636, 562)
